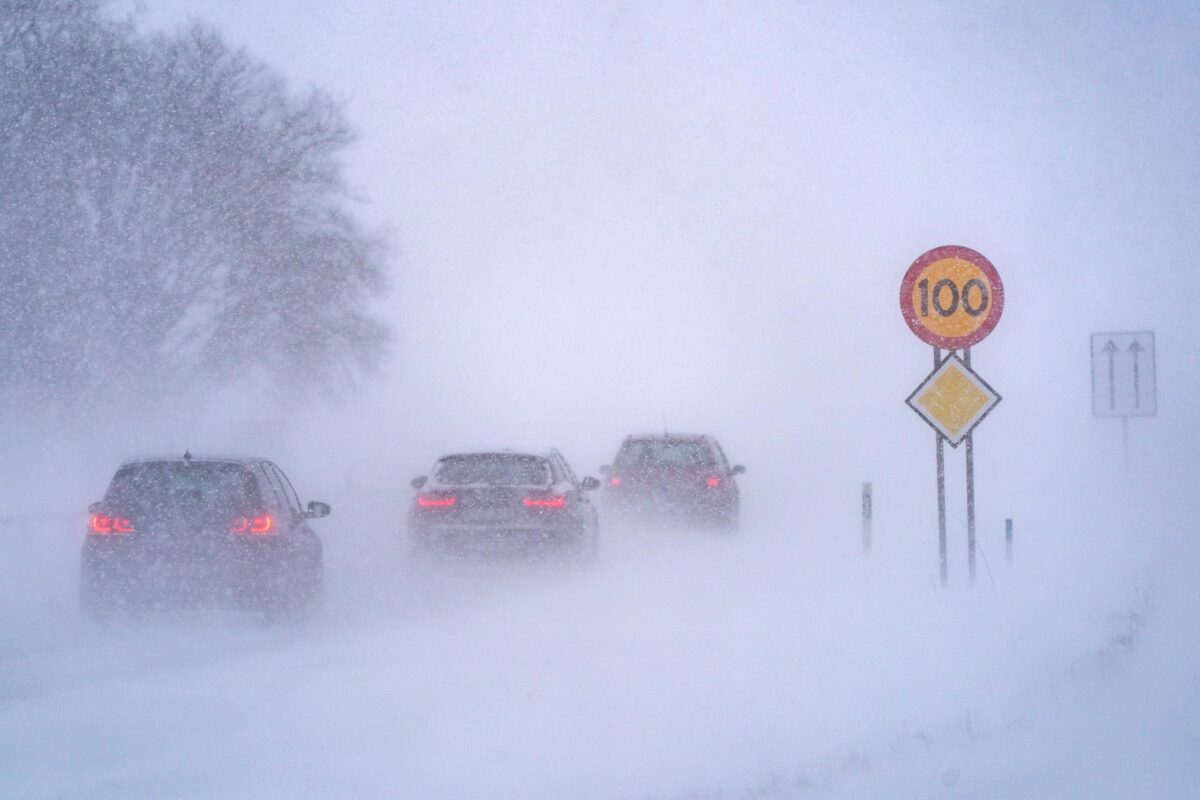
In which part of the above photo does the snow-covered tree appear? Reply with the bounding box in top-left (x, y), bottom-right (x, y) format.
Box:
top-left (0, 0), bottom-right (388, 415)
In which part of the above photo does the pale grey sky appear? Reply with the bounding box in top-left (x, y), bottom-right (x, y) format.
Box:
top-left (127, 1), bottom-right (1200, 527)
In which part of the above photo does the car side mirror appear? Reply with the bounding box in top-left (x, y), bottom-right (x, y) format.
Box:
top-left (598, 465), bottom-right (612, 475)
top-left (580, 476), bottom-right (601, 491)
top-left (88, 501), bottom-right (102, 514)
top-left (305, 500), bottom-right (331, 519)
top-left (411, 476), bottom-right (428, 490)
top-left (730, 465), bottom-right (746, 475)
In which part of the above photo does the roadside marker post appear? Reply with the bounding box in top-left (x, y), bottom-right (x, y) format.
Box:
top-left (862, 482), bottom-right (873, 555)
top-left (1005, 518), bottom-right (1013, 566)
top-left (900, 246), bottom-right (1004, 586)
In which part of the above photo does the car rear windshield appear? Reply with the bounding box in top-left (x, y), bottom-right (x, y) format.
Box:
top-left (615, 439), bottom-right (715, 469)
top-left (434, 454), bottom-right (550, 486)
top-left (106, 462), bottom-right (260, 512)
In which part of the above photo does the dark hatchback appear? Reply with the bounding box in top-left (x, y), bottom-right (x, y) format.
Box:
top-left (408, 449), bottom-right (600, 557)
top-left (600, 434), bottom-right (744, 531)
top-left (81, 454), bottom-right (331, 620)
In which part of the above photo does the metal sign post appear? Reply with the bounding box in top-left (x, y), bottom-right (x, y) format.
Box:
top-left (1090, 331), bottom-right (1156, 464)
top-left (934, 348), bottom-right (947, 585)
top-left (964, 347), bottom-right (976, 582)
top-left (901, 246), bottom-right (1004, 586)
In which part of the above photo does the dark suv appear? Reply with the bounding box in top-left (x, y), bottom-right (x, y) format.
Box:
top-left (409, 449), bottom-right (600, 557)
top-left (600, 434), bottom-right (744, 531)
top-left (81, 454), bottom-right (331, 620)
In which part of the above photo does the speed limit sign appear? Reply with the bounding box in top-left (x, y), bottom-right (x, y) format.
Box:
top-left (899, 246), bottom-right (1004, 349)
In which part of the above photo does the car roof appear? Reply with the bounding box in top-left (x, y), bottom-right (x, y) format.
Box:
top-left (624, 433), bottom-right (709, 442)
top-left (117, 454), bottom-right (269, 468)
top-left (436, 448), bottom-right (555, 460)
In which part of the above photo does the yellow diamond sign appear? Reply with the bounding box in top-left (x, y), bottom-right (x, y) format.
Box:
top-left (906, 355), bottom-right (1001, 447)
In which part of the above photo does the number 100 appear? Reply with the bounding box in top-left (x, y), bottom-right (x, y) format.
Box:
top-left (917, 278), bottom-right (989, 318)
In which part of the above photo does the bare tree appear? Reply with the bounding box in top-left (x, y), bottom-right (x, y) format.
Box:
top-left (0, 0), bottom-right (388, 417)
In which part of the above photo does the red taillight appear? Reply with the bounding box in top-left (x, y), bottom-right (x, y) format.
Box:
top-left (609, 476), bottom-right (621, 486)
top-left (230, 514), bottom-right (275, 534)
top-left (89, 514), bottom-right (134, 535)
top-left (706, 476), bottom-right (721, 488)
top-left (417, 494), bottom-right (457, 508)
top-left (523, 494), bottom-right (565, 508)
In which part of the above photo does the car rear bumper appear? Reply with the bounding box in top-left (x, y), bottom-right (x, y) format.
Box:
top-left (410, 522), bottom-right (586, 554)
top-left (604, 489), bottom-right (737, 527)
top-left (81, 539), bottom-right (314, 609)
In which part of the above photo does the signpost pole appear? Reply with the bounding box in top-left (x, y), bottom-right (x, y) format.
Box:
top-left (964, 347), bottom-right (977, 584)
top-left (934, 346), bottom-right (947, 587)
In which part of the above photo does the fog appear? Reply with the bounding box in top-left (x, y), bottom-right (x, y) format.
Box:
top-left (2, 2), bottom-right (1199, 797)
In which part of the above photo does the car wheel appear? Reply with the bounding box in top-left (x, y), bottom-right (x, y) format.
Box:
top-left (80, 586), bottom-right (117, 622)
top-left (263, 563), bottom-right (322, 625)
top-left (572, 520), bottom-right (599, 562)
top-left (80, 566), bottom-right (125, 622)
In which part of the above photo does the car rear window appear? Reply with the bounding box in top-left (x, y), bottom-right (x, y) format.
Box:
top-left (106, 462), bottom-right (260, 511)
top-left (615, 440), bottom-right (715, 469)
top-left (434, 454), bottom-right (550, 486)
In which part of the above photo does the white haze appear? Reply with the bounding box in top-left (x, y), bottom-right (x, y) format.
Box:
top-left (2, 2), bottom-right (1199, 797)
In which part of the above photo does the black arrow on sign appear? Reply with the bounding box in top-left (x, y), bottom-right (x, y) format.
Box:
top-left (1103, 339), bottom-right (1118, 410)
top-left (1129, 339), bottom-right (1144, 409)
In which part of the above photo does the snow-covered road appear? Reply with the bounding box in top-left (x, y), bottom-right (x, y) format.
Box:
top-left (4, 501), bottom-right (1191, 799)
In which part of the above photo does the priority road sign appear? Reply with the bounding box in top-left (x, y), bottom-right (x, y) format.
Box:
top-left (1091, 331), bottom-right (1156, 417)
top-left (900, 246), bottom-right (1004, 350)
top-left (906, 354), bottom-right (1001, 447)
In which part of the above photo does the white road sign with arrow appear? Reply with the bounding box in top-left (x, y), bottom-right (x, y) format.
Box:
top-left (1091, 331), bottom-right (1156, 417)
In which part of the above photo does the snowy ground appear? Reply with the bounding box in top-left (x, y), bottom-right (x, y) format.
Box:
top-left (2, 486), bottom-right (1195, 799)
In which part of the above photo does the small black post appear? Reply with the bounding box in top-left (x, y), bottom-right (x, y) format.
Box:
top-left (1005, 518), bottom-right (1013, 566)
top-left (862, 482), bottom-right (873, 555)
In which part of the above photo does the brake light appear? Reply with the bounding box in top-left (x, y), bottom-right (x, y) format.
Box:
top-left (609, 476), bottom-right (621, 486)
top-left (230, 514), bottom-right (275, 534)
top-left (706, 476), bottom-right (721, 488)
top-left (417, 494), bottom-right (456, 508)
top-left (523, 494), bottom-right (566, 508)
top-left (89, 514), bottom-right (134, 535)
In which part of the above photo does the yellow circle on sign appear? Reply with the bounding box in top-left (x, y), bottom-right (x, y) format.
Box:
top-left (908, 257), bottom-right (993, 340)
top-left (900, 245), bottom-right (1004, 349)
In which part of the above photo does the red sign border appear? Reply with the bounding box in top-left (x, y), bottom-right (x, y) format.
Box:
top-left (900, 245), bottom-right (1004, 350)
